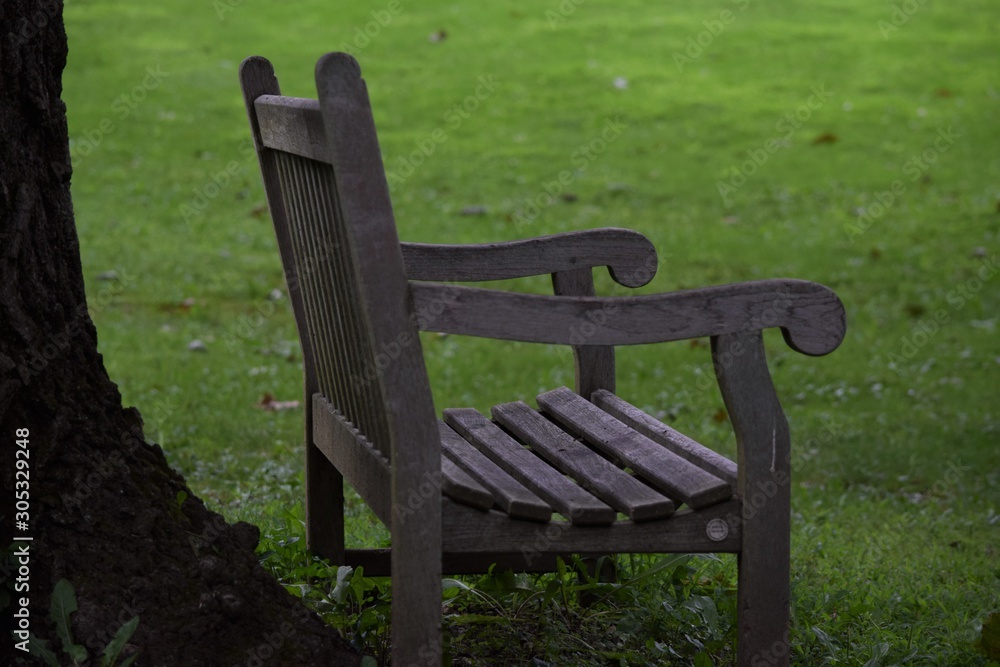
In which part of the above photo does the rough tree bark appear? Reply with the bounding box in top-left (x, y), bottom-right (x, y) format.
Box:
top-left (0, 2), bottom-right (360, 664)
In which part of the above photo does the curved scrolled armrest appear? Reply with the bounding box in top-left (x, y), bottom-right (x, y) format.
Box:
top-left (410, 278), bottom-right (846, 356)
top-left (400, 227), bottom-right (657, 288)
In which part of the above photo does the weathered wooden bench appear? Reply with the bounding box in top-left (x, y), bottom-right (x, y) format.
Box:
top-left (240, 52), bottom-right (846, 666)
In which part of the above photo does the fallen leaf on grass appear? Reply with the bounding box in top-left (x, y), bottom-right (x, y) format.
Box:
top-left (160, 298), bottom-right (197, 314)
top-left (256, 392), bottom-right (300, 411)
top-left (812, 132), bottom-right (838, 145)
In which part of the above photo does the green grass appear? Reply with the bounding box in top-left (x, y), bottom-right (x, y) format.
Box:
top-left (64, 0), bottom-right (999, 664)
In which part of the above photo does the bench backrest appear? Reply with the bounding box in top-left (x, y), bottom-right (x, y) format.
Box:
top-left (240, 53), bottom-right (437, 466)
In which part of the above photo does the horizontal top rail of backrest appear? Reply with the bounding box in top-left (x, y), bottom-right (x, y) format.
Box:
top-left (255, 95), bottom-right (329, 163)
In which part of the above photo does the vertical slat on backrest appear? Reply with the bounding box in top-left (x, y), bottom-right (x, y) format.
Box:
top-left (274, 151), bottom-right (393, 459)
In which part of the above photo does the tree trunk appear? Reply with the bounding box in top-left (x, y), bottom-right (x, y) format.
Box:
top-left (0, 2), bottom-right (360, 664)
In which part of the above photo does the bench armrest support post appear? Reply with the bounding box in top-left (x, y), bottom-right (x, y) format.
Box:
top-left (712, 331), bottom-right (791, 663)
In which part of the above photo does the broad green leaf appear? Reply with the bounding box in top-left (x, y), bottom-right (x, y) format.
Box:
top-left (101, 616), bottom-right (139, 667)
top-left (332, 565), bottom-right (354, 604)
top-left (27, 633), bottom-right (61, 667)
top-left (812, 625), bottom-right (840, 656)
top-left (51, 579), bottom-right (88, 663)
top-left (442, 578), bottom-right (470, 600)
top-left (683, 594), bottom-right (720, 630)
top-left (862, 640), bottom-right (890, 667)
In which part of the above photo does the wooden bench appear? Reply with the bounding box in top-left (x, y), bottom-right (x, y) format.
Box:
top-left (240, 52), bottom-right (846, 667)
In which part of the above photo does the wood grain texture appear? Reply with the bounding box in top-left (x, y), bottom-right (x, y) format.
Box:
top-left (402, 227), bottom-right (657, 287)
top-left (492, 401), bottom-right (675, 521)
top-left (551, 267), bottom-right (616, 397)
top-left (443, 408), bottom-right (617, 525)
top-left (410, 278), bottom-right (846, 355)
top-left (440, 453), bottom-right (495, 512)
top-left (441, 498), bottom-right (742, 554)
top-left (712, 332), bottom-right (791, 667)
top-left (592, 390), bottom-right (738, 487)
top-left (537, 387), bottom-right (732, 509)
top-left (439, 422), bottom-right (552, 522)
top-left (315, 52), bottom-right (442, 667)
top-left (312, 394), bottom-right (392, 526)
top-left (254, 95), bottom-right (328, 162)
top-left (274, 153), bottom-right (393, 458)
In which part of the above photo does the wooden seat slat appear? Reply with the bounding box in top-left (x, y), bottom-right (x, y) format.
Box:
top-left (439, 422), bottom-right (552, 522)
top-left (491, 401), bottom-right (675, 522)
top-left (443, 408), bottom-right (617, 525)
top-left (592, 390), bottom-right (738, 487)
top-left (537, 387), bottom-right (732, 509)
top-left (440, 454), bottom-right (495, 513)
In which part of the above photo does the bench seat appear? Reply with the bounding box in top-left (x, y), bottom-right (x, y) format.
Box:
top-left (439, 386), bottom-right (736, 524)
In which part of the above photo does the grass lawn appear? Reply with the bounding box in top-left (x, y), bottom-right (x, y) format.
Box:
top-left (63, 0), bottom-right (998, 664)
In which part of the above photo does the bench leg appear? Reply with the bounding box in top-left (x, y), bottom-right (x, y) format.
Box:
top-left (737, 523), bottom-right (790, 667)
top-left (391, 450), bottom-right (443, 665)
top-left (712, 332), bottom-right (791, 667)
top-left (305, 439), bottom-right (345, 563)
